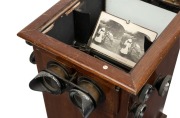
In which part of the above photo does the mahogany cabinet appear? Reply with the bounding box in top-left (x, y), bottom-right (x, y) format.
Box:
top-left (17, 0), bottom-right (180, 118)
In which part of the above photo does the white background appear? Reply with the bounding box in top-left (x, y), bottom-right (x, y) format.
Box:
top-left (0, 0), bottom-right (179, 118)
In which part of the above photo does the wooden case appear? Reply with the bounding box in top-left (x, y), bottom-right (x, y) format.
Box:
top-left (17, 0), bottom-right (180, 118)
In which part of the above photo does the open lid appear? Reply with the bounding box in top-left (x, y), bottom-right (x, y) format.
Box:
top-left (17, 0), bottom-right (180, 95)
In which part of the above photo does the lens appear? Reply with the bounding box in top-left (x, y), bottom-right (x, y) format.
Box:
top-left (43, 76), bottom-right (60, 92)
top-left (134, 104), bottom-right (147, 118)
top-left (69, 89), bottom-right (92, 108)
top-left (73, 93), bottom-right (82, 108)
top-left (30, 71), bottom-right (64, 94)
top-left (77, 78), bottom-right (105, 104)
top-left (69, 89), bottom-right (95, 118)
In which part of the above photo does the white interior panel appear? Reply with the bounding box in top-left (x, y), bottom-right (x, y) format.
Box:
top-left (106, 0), bottom-right (176, 36)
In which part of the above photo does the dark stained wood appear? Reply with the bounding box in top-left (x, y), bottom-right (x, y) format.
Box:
top-left (17, 0), bottom-right (180, 95)
top-left (117, 90), bottom-right (131, 118)
top-left (33, 46), bottom-right (121, 118)
top-left (17, 0), bottom-right (180, 118)
top-left (129, 38), bottom-right (179, 118)
top-left (33, 38), bottom-right (179, 118)
top-left (131, 13), bottom-right (180, 94)
top-left (17, 0), bottom-right (134, 94)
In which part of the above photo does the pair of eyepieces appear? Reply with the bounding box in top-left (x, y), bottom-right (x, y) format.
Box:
top-left (29, 62), bottom-right (105, 118)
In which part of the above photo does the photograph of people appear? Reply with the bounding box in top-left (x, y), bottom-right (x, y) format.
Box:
top-left (94, 27), bottom-right (106, 44)
top-left (119, 38), bottom-right (133, 56)
top-left (89, 11), bottom-right (157, 68)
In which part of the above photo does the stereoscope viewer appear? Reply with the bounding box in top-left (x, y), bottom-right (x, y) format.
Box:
top-left (17, 0), bottom-right (180, 118)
